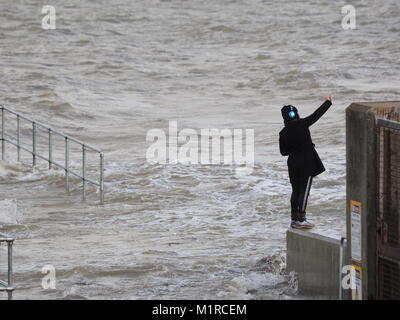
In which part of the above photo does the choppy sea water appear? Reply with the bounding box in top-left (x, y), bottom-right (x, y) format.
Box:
top-left (0, 0), bottom-right (399, 299)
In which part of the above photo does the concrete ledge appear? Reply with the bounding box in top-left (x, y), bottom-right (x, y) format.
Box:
top-left (286, 229), bottom-right (345, 299)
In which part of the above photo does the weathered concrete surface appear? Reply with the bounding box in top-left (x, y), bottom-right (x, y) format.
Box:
top-left (346, 102), bottom-right (377, 300)
top-left (286, 229), bottom-right (345, 299)
top-left (345, 101), bottom-right (400, 299)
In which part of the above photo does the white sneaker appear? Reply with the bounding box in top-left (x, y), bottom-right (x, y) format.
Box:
top-left (300, 220), bottom-right (314, 229)
top-left (290, 220), bottom-right (314, 230)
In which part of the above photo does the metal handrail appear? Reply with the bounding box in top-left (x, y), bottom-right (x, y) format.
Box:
top-left (0, 233), bottom-right (14, 300)
top-left (0, 105), bottom-right (104, 204)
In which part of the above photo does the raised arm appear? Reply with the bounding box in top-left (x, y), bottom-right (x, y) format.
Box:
top-left (303, 97), bottom-right (332, 127)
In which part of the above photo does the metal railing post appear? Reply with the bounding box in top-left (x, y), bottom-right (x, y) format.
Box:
top-left (17, 115), bottom-right (20, 162)
top-left (7, 241), bottom-right (13, 300)
top-left (2, 107), bottom-right (5, 161)
top-left (0, 106), bottom-right (105, 203)
top-left (32, 122), bottom-right (36, 166)
top-left (48, 128), bottom-right (52, 169)
top-left (100, 152), bottom-right (104, 204)
top-left (82, 145), bottom-right (86, 200)
top-left (65, 137), bottom-right (69, 192)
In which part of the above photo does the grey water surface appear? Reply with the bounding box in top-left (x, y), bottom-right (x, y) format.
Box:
top-left (0, 0), bottom-right (399, 299)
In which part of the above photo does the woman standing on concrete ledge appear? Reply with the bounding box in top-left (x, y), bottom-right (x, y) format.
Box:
top-left (279, 96), bottom-right (333, 230)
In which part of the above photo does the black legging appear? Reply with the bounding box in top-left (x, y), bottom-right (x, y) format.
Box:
top-left (290, 175), bottom-right (313, 221)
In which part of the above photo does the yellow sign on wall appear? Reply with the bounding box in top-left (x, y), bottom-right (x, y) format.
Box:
top-left (350, 200), bottom-right (362, 263)
top-left (352, 265), bottom-right (363, 300)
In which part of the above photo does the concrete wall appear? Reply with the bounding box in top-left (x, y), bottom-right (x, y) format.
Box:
top-left (345, 101), bottom-right (400, 299)
top-left (286, 229), bottom-right (345, 299)
top-left (346, 102), bottom-right (377, 300)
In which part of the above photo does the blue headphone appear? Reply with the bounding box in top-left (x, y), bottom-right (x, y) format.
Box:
top-left (288, 105), bottom-right (296, 119)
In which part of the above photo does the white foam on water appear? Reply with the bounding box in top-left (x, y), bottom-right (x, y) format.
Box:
top-left (1, 0), bottom-right (398, 300)
top-left (0, 199), bottom-right (22, 225)
top-left (16, 167), bottom-right (65, 183)
top-left (221, 271), bottom-right (287, 299)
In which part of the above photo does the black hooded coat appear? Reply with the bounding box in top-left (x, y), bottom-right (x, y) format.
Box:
top-left (279, 100), bottom-right (332, 183)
